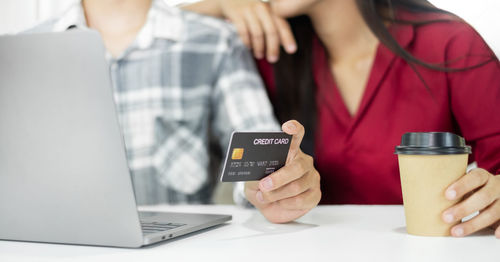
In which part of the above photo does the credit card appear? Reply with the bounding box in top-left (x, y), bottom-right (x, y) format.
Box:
top-left (220, 132), bottom-right (292, 182)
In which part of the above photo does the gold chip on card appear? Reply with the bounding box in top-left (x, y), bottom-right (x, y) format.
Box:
top-left (231, 148), bottom-right (244, 160)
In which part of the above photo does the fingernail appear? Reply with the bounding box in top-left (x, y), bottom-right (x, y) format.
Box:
top-left (443, 212), bottom-right (454, 223)
top-left (285, 122), bottom-right (296, 132)
top-left (256, 191), bottom-right (264, 202)
top-left (255, 52), bottom-right (263, 59)
top-left (446, 189), bottom-right (457, 200)
top-left (453, 227), bottom-right (464, 237)
top-left (268, 55), bottom-right (278, 63)
top-left (260, 177), bottom-right (273, 191)
top-left (286, 44), bottom-right (297, 53)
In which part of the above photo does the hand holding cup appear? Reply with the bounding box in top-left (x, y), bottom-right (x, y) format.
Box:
top-left (442, 168), bottom-right (500, 238)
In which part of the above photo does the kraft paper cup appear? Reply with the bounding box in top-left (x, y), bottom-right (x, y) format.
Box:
top-left (395, 132), bottom-right (471, 236)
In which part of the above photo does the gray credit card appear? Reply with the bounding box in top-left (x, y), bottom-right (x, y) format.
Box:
top-left (220, 132), bottom-right (291, 182)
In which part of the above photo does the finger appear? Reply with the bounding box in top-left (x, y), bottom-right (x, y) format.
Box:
top-left (443, 176), bottom-right (498, 224)
top-left (260, 170), bottom-right (319, 203)
top-left (445, 168), bottom-right (490, 201)
top-left (278, 187), bottom-right (322, 210)
top-left (253, 3), bottom-right (280, 63)
top-left (282, 120), bottom-right (305, 163)
top-left (491, 220), bottom-right (500, 229)
top-left (252, 190), bottom-right (269, 210)
top-left (449, 200), bottom-right (500, 237)
top-left (245, 181), bottom-right (259, 191)
top-left (496, 224), bottom-right (500, 239)
top-left (231, 17), bottom-right (251, 48)
top-left (243, 8), bottom-right (265, 59)
top-left (245, 184), bottom-right (269, 210)
top-left (259, 153), bottom-right (313, 192)
top-left (273, 16), bottom-right (297, 54)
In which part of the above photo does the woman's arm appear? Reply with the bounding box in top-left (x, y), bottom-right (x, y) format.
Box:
top-left (180, 0), bottom-right (223, 18)
top-left (440, 23), bottom-right (500, 238)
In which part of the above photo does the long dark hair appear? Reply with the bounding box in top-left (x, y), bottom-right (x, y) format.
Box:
top-left (273, 0), bottom-right (496, 156)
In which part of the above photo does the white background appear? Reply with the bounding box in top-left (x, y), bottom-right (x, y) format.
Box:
top-left (0, 0), bottom-right (499, 56)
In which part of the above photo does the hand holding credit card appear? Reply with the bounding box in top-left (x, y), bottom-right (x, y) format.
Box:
top-left (220, 132), bottom-right (292, 182)
top-left (232, 120), bottom-right (321, 224)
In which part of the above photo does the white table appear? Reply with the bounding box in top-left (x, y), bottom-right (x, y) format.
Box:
top-left (0, 205), bottom-right (498, 262)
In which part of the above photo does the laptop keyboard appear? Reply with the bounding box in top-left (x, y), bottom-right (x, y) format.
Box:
top-left (140, 221), bottom-right (186, 235)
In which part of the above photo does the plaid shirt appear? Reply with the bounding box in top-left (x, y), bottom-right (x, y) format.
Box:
top-left (30, 0), bottom-right (279, 205)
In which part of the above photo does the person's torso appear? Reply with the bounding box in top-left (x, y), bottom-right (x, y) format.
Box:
top-left (259, 14), bottom-right (498, 204)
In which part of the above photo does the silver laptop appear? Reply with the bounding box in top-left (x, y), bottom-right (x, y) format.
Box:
top-left (0, 31), bottom-right (231, 248)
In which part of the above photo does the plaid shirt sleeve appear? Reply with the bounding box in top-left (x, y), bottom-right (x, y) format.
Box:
top-left (211, 34), bottom-right (280, 147)
top-left (153, 17), bottom-right (279, 201)
top-left (211, 36), bottom-right (280, 207)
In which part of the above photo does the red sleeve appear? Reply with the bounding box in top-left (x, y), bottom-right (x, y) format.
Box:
top-left (446, 23), bottom-right (500, 175)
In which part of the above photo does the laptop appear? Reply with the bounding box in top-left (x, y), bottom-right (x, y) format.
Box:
top-left (0, 31), bottom-right (231, 248)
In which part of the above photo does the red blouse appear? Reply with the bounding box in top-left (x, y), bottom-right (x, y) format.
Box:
top-left (257, 14), bottom-right (500, 204)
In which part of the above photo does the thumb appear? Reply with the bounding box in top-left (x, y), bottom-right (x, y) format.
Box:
top-left (282, 120), bottom-right (305, 163)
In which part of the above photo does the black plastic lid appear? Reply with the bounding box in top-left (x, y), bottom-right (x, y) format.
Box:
top-left (395, 132), bottom-right (471, 155)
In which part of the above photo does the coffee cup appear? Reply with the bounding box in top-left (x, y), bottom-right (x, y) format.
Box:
top-left (395, 132), bottom-right (471, 236)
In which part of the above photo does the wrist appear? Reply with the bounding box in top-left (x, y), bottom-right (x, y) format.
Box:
top-left (180, 0), bottom-right (224, 18)
top-left (201, 0), bottom-right (225, 18)
top-left (211, 0), bottom-right (224, 18)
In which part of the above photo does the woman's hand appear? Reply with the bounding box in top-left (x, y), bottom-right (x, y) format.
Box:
top-left (184, 0), bottom-right (296, 62)
top-left (244, 120), bottom-right (321, 223)
top-left (218, 0), bottom-right (297, 62)
top-left (442, 168), bottom-right (500, 238)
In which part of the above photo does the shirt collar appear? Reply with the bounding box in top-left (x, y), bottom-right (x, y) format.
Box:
top-left (52, 0), bottom-right (183, 47)
top-left (136, 0), bottom-right (184, 48)
top-left (53, 2), bottom-right (87, 32)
